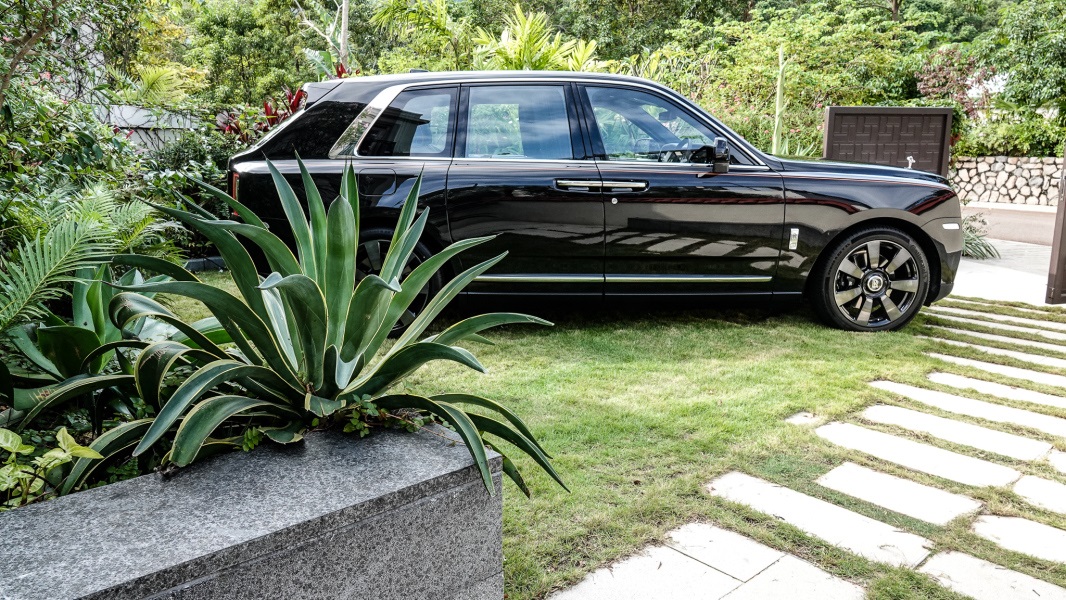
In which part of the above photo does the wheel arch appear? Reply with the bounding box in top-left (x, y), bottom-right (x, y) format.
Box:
top-left (804, 217), bottom-right (942, 305)
top-left (359, 210), bottom-right (457, 280)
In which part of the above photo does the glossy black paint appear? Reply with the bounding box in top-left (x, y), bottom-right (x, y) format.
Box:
top-left (228, 71), bottom-right (962, 305)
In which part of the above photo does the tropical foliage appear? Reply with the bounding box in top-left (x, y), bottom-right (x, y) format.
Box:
top-left (8, 158), bottom-right (563, 498)
top-left (0, 427), bottom-right (101, 511)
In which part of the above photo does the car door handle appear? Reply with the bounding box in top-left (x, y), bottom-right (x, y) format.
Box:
top-left (555, 180), bottom-right (649, 191)
top-left (555, 179), bottom-right (601, 190)
top-left (601, 180), bottom-right (648, 191)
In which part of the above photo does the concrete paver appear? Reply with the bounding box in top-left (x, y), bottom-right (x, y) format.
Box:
top-left (924, 336), bottom-right (1066, 370)
top-left (878, 379), bottom-right (1066, 438)
top-left (816, 422), bottom-right (1021, 487)
top-left (547, 545), bottom-right (741, 600)
top-left (707, 472), bottom-right (931, 567)
top-left (919, 551), bottom-right (1066, 600)
top-left (1013, 475), bottom-right (1066, 515)
top-left (925, 313), bottom-right (1066, 341)
top-left (928, 372), bottom-right (1066, 410)
top-left (861, 401), bottom-right (1052, 460)
top-left (973, 516), bottom-right (1066, 563)
top-left (665, 524), bottom-right (783, 582)
top-left (929, 305), bottom-right (1066, 332)
top-left (928, 353), bottom-right (1066, 389)
top-left (815, 462), bottom-right (981, 525)
top-left (721, 555), bottom-right (864, 600)
top-left (930, 325), bottom-right (1066, 354)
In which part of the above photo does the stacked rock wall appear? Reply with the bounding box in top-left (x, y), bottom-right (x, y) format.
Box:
top-left (949, 156), bottom-right (1063, 206)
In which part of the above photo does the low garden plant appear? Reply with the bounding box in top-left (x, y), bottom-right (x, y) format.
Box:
top-left (4, 157), bottom-right (564, 501)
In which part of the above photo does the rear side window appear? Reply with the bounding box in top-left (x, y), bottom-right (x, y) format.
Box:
top-left (256, 101), bottom-right (364, 159)
top-left (463, 85), bottom-right (575, 160)
top-left (356, 88), bottom-right (457, 157)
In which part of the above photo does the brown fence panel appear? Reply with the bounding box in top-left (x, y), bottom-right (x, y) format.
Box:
top-left (823, 107), bottom-right (953, 176)
top-left (1047, 149), bottom-right (1066, 304)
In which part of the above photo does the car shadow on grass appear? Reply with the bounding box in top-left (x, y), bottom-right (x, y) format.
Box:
top-left (442, 294), bottom-right (816, 332)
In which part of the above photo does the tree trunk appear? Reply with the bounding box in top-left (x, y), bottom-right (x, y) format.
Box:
top-left (339, 0), bottom-right (350, 71)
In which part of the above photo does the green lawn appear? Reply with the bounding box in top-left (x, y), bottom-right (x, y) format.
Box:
top-left (170, 272), bottom-right (1066, 599)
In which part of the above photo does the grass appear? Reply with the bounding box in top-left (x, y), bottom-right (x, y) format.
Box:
top-left (172, 273), bottom-right (1066, 599)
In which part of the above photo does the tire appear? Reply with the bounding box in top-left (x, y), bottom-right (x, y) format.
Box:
top-left (811, 227), bottom-right (931, 332)
top-left (357, 228), bottom-right (443, 337)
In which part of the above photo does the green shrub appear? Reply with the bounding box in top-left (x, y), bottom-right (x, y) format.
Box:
top-left (955, 114), bottom-right (1066, 157)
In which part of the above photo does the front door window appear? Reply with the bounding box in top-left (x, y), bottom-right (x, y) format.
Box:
top-left (585, 86), bottom-right (724, 164)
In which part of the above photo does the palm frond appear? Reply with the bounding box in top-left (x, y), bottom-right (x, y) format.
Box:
top-left (0, 222), bottom-right (110, 331)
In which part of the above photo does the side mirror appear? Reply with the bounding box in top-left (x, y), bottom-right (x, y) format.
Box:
top-left (692, 138), bottom-right (730, 173)
top-left (711, 137), bottom-right (730, 173)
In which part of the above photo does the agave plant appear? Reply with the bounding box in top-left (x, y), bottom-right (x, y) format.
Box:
top-left (72, 158), bottom-right (563, 495)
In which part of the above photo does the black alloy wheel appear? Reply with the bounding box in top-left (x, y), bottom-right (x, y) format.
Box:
top-left (356, 228), bottom-right (442, 336)
top-left (813, 228), bottom-right (930, 332)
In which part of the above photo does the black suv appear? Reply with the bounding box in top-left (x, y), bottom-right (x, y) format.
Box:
top-left (229, 71), bottom-right (962, 332)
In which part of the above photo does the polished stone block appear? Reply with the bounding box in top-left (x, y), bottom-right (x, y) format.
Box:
top-left (0, 428), bottom-right (503, 600)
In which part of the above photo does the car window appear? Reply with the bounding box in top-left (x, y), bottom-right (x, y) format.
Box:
top-left (355, 87), bottom-right (456, 157)
top-left (584, 86), bottom-right (725, 164)
top-left (464, 85), bottom-right (574, 160)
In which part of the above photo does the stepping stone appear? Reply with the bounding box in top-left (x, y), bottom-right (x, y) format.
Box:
top-left (785, 412), bottom-right (818, 425)
top-left (931, 325), bottom-right (1066, 354)
top-left (707, 472), bottom-right (932, 567)
top-left (930, 306), bottom-right (1066, 332)
top-left (929, 372), bottom-right (1066, 410)
top-left (1014, 475), bottom-right (1066, 514)
top-left (665, 523), bottom-right (783, 581)
top-left (860, 400), bottom-right (1052, 460)
top-left (973, 515), bottom-right (1066, 563)
top-left (1051, 450), bottom-right (1066, 475)
top-left (816, 422), bottom-right (1020, 487)
top-left (950, 298), bottom-right (1053, 316)
top-left (816, 462), bottom-right (981, 525)
top-left (919, 551), bottom-right (1066, 600)
top-left (925, 313), bottom-right (1066, 342)
top-left (882, 379), bottom-right (1066, 439)
top-left (929, 353), bottom-right (1066, 389)
top-left (547, 545), bottom-right (741, 600)
top-left (923, 337), bottom-right (1066, 370)
top-left (722, 555), bottom-right (864, 600)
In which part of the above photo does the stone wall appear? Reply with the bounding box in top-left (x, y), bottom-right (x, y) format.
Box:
top-left (950, 156), bottom-right (1064, 206)
top-left (0, 428), bottom-right (503, 600)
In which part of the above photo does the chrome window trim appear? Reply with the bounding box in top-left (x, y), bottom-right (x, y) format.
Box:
top-left (605, 274), bottom-right (772, 284)
top-left (474, 274), bottom-right (773, 284)
top-left (475, 274), bottom-right (604, 283)
top-left (328, 78), bottom-right (767, 167)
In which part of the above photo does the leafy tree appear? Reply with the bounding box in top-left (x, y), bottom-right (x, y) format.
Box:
top-left (987, 0), bottom-right (1066, 119)
top-left (182, 0), bottom-right (321, 106)
top-left (615, 2), bottom-right (924, 153)
top-left (549, 0), bottom-right (743, 60)
top-left (903, 0), bottom-right (1003, 44)
top-left (370, 0), bottom-right (476, 70)
top-left (0, 0), bottom-right (140, 110)
top-left (473, 4), bottom-right (596, 70)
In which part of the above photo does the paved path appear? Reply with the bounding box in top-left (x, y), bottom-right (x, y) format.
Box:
top-left (962, 202), bottom-right (1055, 246)
top-left (953, 239), bottom-right (1051, 305)
top-left (550, 242), bottom-right (1066, 599)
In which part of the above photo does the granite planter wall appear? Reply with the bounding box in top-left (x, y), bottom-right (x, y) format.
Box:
top-left (950, 156), bottom-right (1064, 206)
top-left (0, 428), bottom-right (502, 600)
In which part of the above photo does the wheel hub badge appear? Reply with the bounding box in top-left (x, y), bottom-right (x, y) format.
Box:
top-left (865, 274), bottom-right (885, 293)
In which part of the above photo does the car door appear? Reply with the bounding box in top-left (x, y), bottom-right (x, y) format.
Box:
top-left (579, 84), bottom-right (786, 296)
top-left (447, 82), bottom-right (604, 295)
